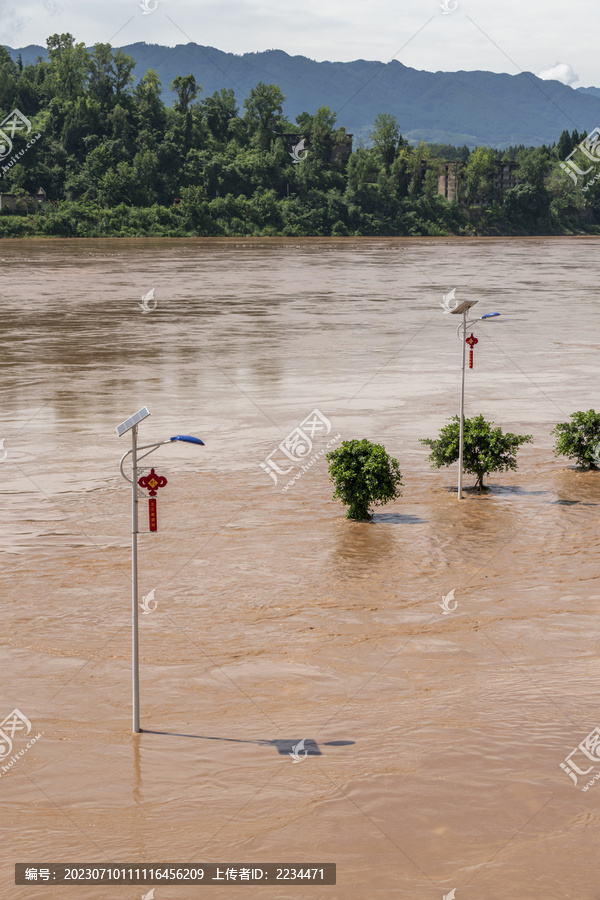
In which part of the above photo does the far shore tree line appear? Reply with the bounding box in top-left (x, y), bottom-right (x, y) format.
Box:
top-left (0, 34), bottom-right (599, 238)
top-left (330, 410), bottom-right (600, 520)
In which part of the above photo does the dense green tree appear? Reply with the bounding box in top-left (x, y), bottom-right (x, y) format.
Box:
top-left (112, 50), bottom-right (135, 105)
top-left (134, 69), bottom-right (166, 138)
top-left (45, 33), bottom-right (89, 100)
top-left (557, 129), bottom-right (573, 160)
top-left (516, 146), bottom-right (552, 187)
top-left (461, 146), bottom-right (497, 205)
top-left (170, 74), bottom-right (198, 114)
top-left (0, 46), bottom-right (19, 111)
top-left (552, 410), bottom-right (600, 469)
top-left (370, 112), bottom-right (403, 169)
top-left (306, 105), bottom-right (338, 162)
top-left (243, 82), bottom-right (285, 148)
top-left (202, 88), bottom-right (238, 144)
top-left (346, 146), bottom-right (378, 191)
top-left (427, 142), bottom-right (470, 162)
top-left (327, 439), bottom-right (403, 520)
top-left (421, 414), bottom-right (533, 490)
top-left (88, 43), bottom-right (115, 110)
top-left (503, 148), bottom-right (553, 230)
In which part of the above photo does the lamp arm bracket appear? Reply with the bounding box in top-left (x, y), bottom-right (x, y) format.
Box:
top-left (119, 440), bottom-right (170, 483)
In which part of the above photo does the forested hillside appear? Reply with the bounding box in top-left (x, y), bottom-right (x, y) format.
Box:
top-left (0, 35), bottom-right (598, 238)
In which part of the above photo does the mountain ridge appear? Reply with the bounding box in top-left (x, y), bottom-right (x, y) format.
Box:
top-left (6, 42), bottom-right (600, 148)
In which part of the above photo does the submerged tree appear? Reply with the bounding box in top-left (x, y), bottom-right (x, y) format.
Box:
top-left (421, 414), bottom-right (533, 490)
top-left (552, 409), bottom-right (600, 469)
top-left (327, 439), bottom-right (402, 520)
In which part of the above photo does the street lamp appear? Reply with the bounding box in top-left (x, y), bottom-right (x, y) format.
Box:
top-left (117, 408), bottom-right (205, 733)
top-left (450, 303), bottom-right (500, 499)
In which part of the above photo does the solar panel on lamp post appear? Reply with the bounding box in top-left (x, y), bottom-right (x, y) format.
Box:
top-left (450, 304), bottom-right (501, 499)
top-left (116, 408), bottom-right (205, 734)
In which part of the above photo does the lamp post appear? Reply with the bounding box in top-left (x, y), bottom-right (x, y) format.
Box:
top-left (117, 408), bottom-right (205, 733)
top-left (449, 304), bottom-right (500, 499)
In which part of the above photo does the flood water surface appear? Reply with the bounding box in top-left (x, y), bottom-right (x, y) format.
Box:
top-left (2, 237), bottom-right (600, 898)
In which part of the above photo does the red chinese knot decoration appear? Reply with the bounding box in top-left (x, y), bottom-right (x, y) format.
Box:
top-left (465, 332), bottom-right (478, 369)
top-left (138, 467), bottom-right (168, 532)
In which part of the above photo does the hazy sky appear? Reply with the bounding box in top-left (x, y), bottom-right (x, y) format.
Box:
top-left (1, 0), bottom-right (597, 88)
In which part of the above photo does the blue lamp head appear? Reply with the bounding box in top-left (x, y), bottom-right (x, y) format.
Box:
top-left (481, 312), bottom-right (500, 319)
top-left (170, 435), bottom-right (205, 445)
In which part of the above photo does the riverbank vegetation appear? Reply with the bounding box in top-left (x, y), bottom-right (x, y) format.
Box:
top-left (1, 35), bottom-right (599, 238)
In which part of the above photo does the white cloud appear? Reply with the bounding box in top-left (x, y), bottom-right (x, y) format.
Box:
top-left (537, 62), bottom-right (579, 86)
top-left (0, 1), bottom-right (28, 42)
top-left (2, 0), bottom-right (600, 90)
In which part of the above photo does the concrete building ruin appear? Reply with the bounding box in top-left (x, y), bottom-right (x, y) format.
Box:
top-left (437, 161), bottom-right (521, 203)
top-left (0, 187), bottom-right (47, 212)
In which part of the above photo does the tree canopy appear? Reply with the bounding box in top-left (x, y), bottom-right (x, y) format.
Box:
top-left (327, 439), bottom-right (403, 520)
top-left (420, 415), bottom-right (533, 490)
top-left (552, 410), bottom-right (600, 469)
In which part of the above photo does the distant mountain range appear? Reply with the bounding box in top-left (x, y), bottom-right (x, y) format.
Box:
top-left (7, 42), bottom-right (600, 148)
top-left (578, 86), bottom-right (600, 100)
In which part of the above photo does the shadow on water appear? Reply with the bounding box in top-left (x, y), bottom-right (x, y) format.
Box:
top-left (443, 483), bottom-right (598, 505)
top-left (445, 484), bottom-right (551, 497)
top-left (140, 731), bottom-right (355, 757)
top-left (371, 513), bottom-right (427, 525)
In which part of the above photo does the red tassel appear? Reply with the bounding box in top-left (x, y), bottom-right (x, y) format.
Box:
top-left (148, 498), bottom-right (157, 532)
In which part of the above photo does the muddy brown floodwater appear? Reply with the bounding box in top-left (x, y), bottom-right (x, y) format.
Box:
top-left (2, 236), bottom-right (600, 899)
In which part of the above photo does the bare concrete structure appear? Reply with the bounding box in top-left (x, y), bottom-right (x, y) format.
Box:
top-left (437, 162), bottom-right (460, 201)
top-left (492, 162), bottom-right (520, 195)
top-left (437, 160), bottom-right (521, 203)
top-left (0, 187), bottom-right (46, 212)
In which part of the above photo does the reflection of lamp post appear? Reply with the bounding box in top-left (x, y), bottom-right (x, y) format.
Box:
top-left (450, 304), bottom-right (500, 499)
top-left (117, 408), bottom-right (205, 733)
